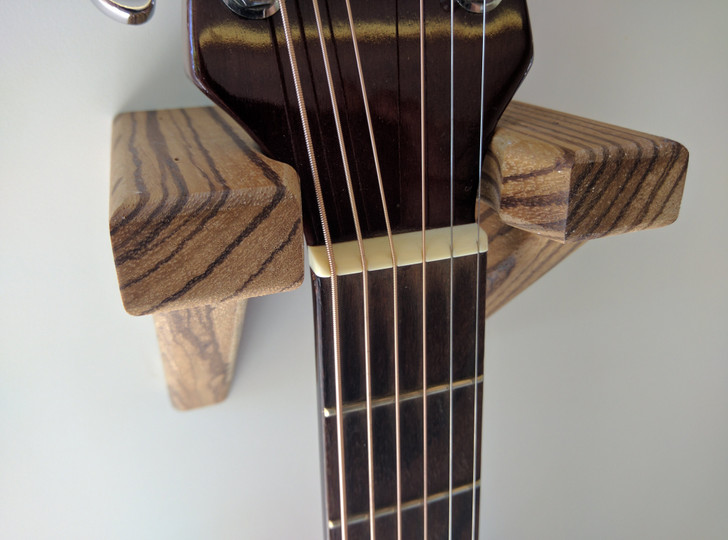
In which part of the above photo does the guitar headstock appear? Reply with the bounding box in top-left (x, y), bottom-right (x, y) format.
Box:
top-left (187, 0), bottom-right (532, 245)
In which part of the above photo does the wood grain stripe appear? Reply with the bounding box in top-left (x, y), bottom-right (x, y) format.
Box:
top-left (222, 217), bottom-right (304, 302)
top-left (507, 105), bottom-right (658, 236)
top-left (154, 297), bottom-right (247, 410)
top-left (506, 102), bottom-right (686, 238)
top-left (115, 108), bottom-right (237, 265)
top-left (110, 107), bottom-right (304, 316)
top-left (484, 102), bottom-right (687, 242)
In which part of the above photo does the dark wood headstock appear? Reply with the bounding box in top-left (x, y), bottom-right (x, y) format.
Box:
top-left (187, 0), bottom-right (532, 246)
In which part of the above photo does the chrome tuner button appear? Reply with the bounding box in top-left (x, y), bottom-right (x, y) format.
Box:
top-left (221, 0), bottom-right (280, 19)
top-left (91, 0), bottom-right (156, 25)
top-left (457, 0), bottom-right (503, 14)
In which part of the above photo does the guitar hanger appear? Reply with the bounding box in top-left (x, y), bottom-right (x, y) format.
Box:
top-left (108, 104), bottom-right (687, 401)
top-left (102, 1), bottom-right (687, 537)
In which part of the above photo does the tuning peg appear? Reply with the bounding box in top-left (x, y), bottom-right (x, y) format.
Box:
top-left (456, 0), bottom-right (503, 13)
top-left (221, 0), bottom-right (280, 19)
top-left (91, 0), bottom-right (155, 25)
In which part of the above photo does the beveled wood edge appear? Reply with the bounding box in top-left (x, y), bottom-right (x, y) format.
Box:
top-left (110, 107), bottom-right (305, 317)
top-left (483, 101), bottom-right (688, 243)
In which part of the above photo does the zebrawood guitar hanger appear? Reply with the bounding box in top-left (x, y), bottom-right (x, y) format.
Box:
top-left (103, 1), bottom-right (687, 538)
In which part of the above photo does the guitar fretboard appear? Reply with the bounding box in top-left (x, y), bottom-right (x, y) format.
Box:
top-left (312, 252), bottom-right (486, 539)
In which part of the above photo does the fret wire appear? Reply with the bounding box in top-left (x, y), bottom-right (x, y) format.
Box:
top-left (277, 1), bottom-right (348, 537)
top-left (448, 1), bottom-right (456, 538)
top-left (328, 480), bottom-right (481, 530)
top-left (419, 0), bottom-right (428, 537)
top-left (323, 375), bottom-right (484, 418)
top-left (473, 7), bottom-right (489, 539)
top-left (309, 1), bottom-right (376, 537)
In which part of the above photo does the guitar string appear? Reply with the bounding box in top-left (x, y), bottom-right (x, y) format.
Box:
top-left (419, 0), bottom-right (429, 537)
top-left (278, 1), bottom-right (349, 537)
top-left (308, 1), bottom-right (375, 537)
top-left (340, 0), bottom-right (403, 537)
top-left (448, 1), bottom-right (456, 538)
top-left (287, 3), bottom-right (484, 537)
top-left (472, 6), bottom-right (489, 538)
top-left (313, 0), bottom-right (376, 540)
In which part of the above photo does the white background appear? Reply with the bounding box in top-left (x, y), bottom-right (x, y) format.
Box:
top-left (1, 1), bottom-right (726, 538)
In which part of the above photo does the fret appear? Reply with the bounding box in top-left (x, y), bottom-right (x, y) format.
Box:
top-left (328, 481), bottom-right (481, 530)
top-left (323, 376), bottom-right (484, 418)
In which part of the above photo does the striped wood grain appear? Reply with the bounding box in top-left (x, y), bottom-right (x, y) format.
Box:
top-left (483, 101), bottom-right (688, 242)
top-left (109, 102), bottom-right (687, 408)
top-left (154, 298), bottom-right (247, 410)
top-left (480, 205), bottom-right (583, 318)
top-left (110, 107), bottom-right (305, 409)
top-left (110, 107), bottom-right (304, 316)
top-left (478, 102), bottom-right (687, 316)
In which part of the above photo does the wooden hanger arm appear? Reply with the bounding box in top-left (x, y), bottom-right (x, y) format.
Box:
top-left (482, 101), bottom-right (688, 243)
top-left (479, 101), bottom-right (687, 317)
top-left (109, 107), bottom-right (304, 409)
top-left (109, 107), bottom-right (304, 317)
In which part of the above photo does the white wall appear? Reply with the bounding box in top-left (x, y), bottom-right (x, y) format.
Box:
top-left (1, 1), bottom-right (725, 538)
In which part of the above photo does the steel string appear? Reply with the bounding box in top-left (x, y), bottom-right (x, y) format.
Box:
top-left (278, 1), bottom-right (348, 537)
top-left (448, 0), bottom-right (456, 537)
top-left (309, 0), bottom-right (378, 536)
top-left (419, 0), bottom-right (429, 537)
top-left (472, 6), bottom-right (489, 538)
top-left (339, 0), bottom-right (404, 537)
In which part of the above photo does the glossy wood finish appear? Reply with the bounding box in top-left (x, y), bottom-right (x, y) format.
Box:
top-left (187, 0), bottom-right (533, 245)
top-left (186, 3), bottom-right (531, 528)
top-left (483, 102), bottom-right (688, 242)
top-left (312, 254), bottom-right (486, 539)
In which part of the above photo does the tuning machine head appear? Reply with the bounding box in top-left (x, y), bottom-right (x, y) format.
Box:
top-left (92, 0), bottom-right (279, 25)
top-left (91, 0), bottom-right (156, 25)
top-left (221, 0), bottom-right (280, 19)
top-left (457, 0), bottom-right (503, 14)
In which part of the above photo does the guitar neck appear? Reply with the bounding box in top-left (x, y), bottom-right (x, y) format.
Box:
top-left (184, 1), bottom-right (532, 536)
top-left (311, 242), bottom-right (486, 538)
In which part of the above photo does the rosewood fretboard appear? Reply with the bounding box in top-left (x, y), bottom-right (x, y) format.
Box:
top-left (312, 252), bottom-right (486, 539)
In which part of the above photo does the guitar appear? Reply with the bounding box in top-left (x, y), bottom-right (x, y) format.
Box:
top-left (185, 1), bottom-right (531, 538)
top-left (102, 0), bottom-right (688, 538)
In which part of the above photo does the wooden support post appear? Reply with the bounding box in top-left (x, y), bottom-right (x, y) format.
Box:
top-left (154, 299), bottom-right (247, 410)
